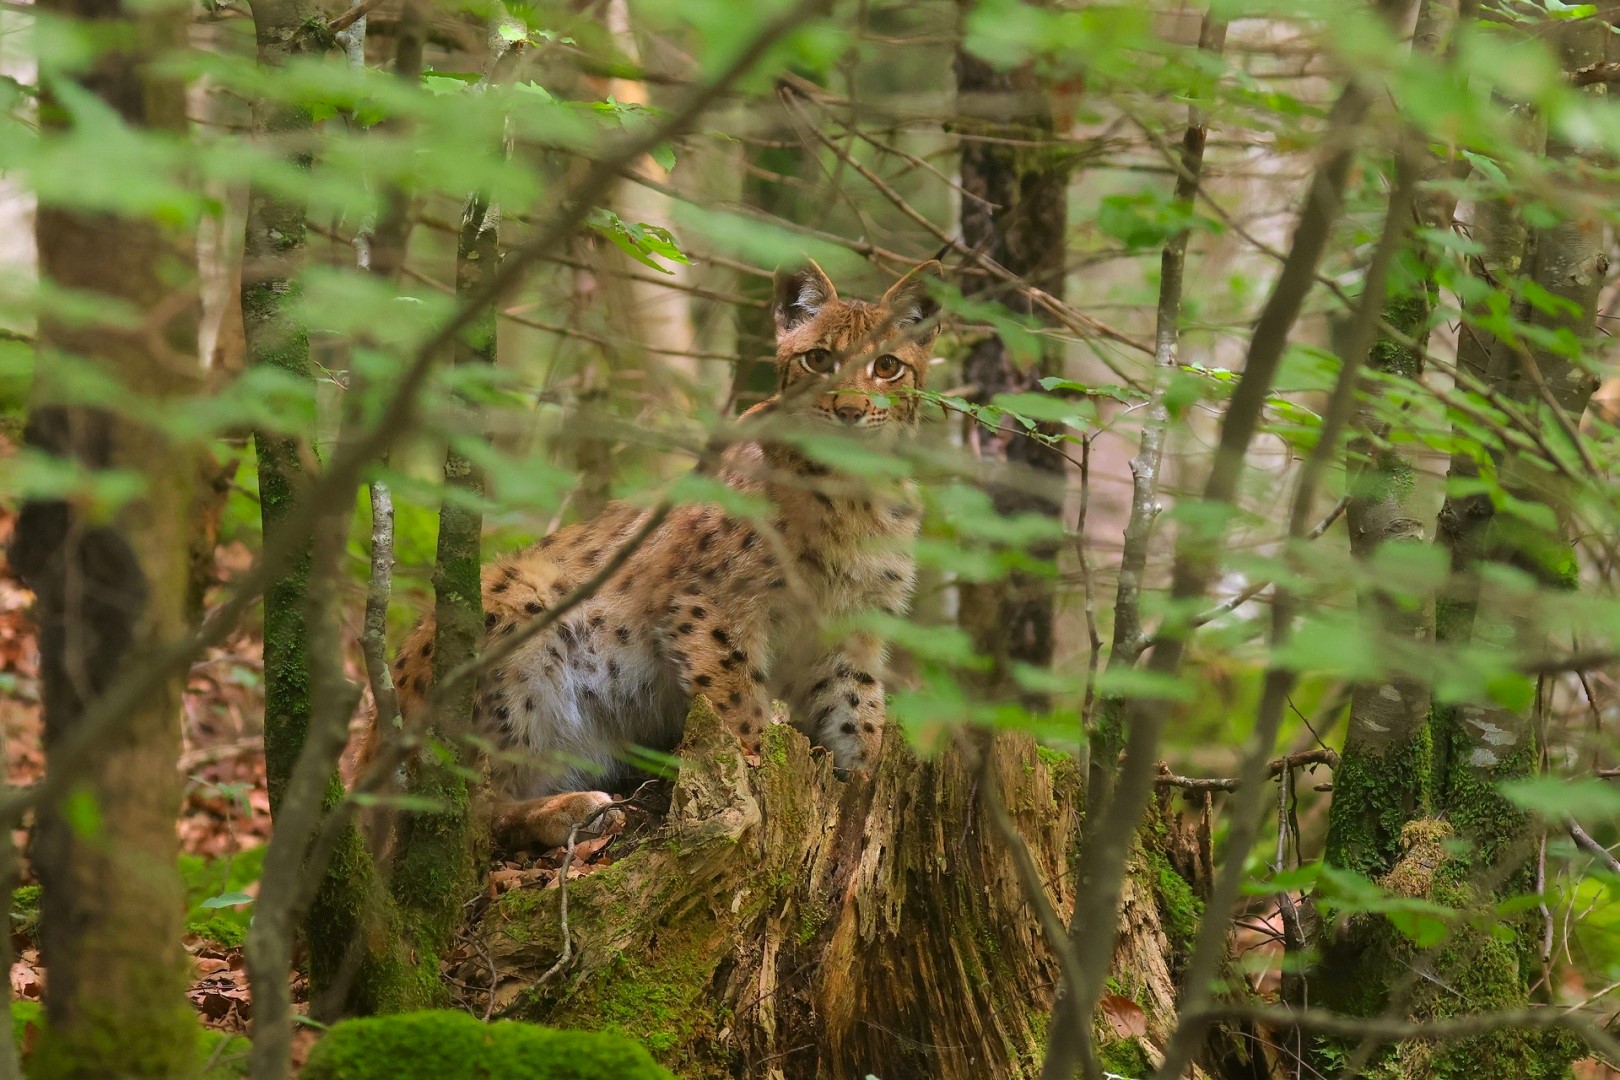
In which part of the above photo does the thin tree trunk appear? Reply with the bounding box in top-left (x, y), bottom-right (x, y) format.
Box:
top-left (243, 0), bottom-right (321, 820)
top-left (389, 184), bottom-right (497, 964)
top-left (600, 0), bottom-right (702, 395)
top-left (12, 0), bottom-right (199, 1068)
top-left (952, 18), bottom-right (1069, 698)
top-left (241, 0), bottom-right (412, 1020)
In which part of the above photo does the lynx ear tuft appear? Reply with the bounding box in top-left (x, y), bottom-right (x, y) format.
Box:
top-left (881, 260), bottom-right (943, 339)
top-left (773, 261), bottom-right (838, 335)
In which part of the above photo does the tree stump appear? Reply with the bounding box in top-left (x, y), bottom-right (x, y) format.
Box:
top-left (473, 699), bottom-right (1206, 1079)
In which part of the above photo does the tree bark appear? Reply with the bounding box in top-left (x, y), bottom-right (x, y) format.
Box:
top-left (1325, 0), bottom-right (1461, 883)
top-left (241, 0), bottom-right (415, 1020)
top-left (12, 0), bottom-right (200, 1069)
top-left (1437, 11), bottom-right (1606, 875)
top-left (952, 37), bottom-right (1069, 694)
top-left (389, 189), bottom-right (497, 954)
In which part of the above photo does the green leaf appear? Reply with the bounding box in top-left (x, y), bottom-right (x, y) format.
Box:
top-left (1501, 778), bottom-right (1620, 821)
top-left (650, 142), bottom-right (677, 171)
top-left (586, 207), bottom-right (691, 273)
top-left (791, 433), bottom-right (911, 480)
top-left (63, 787), bottom-right (102, 839)
top-left (1243, 864), bottom-right (1322, 895)
top-left (1094, 190), bottom-right (1213, 251)
top-left (1385, 907), bottom-right (1452, 948)
top-left (1484, 672), bottom-right (1535, 711)
top-left (666, 472), bottom-right (772, 519)
top-left (199, 891), bottom-right (255, 910)
top-left (1545, 0), bottom-right (1597, 18)
top-left (988, 391), bottom-right (1095, 427)
top-left (348, 792), bottom-right (450, 814)
top-left (1037, 376), bottom-right (1139, 404)
top-left (1093, 666), bottom-right (1194, 704)
top-left (1459, 150), bottom-right (1509, 188)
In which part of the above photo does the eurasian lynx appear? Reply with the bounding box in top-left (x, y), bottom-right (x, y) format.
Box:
top-left (378, 260), bottom-right (940, 848)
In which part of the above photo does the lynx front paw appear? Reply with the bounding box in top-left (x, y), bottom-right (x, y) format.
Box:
top-left (492, 790), bottom-right (623, 852)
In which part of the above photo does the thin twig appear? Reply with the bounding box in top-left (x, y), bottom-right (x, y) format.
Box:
top-left (1569, 820), bottom-right (1620, 876)
top-left (1153, 749), bottom-right (1340, 793)
top-left (327, 0), bottom-right (384, 35)
top-left (1074, 436), bottom-right (1101, 728)
top-left (533, 787), bottom-right (651, 990)
top-left (1108, 12), bottom-right (1227, 671)
top-left (361, 481), bottom-right (401, 733)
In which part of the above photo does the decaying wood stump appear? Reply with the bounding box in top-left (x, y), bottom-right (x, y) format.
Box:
top-left (471, 699), bottom-right (1225, 1079)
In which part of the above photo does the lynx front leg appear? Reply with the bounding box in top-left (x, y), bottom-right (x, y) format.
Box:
top-left (664, 601), bottom-right (773, 756)
top-left (791, 634), bottom-right (886, 772)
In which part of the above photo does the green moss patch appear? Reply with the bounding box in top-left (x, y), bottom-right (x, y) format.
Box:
top-left (302, 1010), bottom-right (673, 1080)
top-left (181, 845), bottom-right (265, 948)
top-left (11, 884), bottom-right (39, 942)
top-left (1317, 819), bottom-right (1582, 1079)
top-left (1098, 1035), bottom-right (1152, 1079)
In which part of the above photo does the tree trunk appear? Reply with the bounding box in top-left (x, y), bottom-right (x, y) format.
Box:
top-left (468, 700), bottom-right (1220, 1079)
top-left (1310, 12), bottom-right (1606, 1078)
top-left (1324, 0), bottom-right (1460, 885)
top-left (952, 41), bottom-right (1069, 691)
top-left (388, 189), bottom-right (497, 957)
top-left (12, 0), bottom-right (200, 1069)
top-left (1437, 11), bottom-right (1606, 875)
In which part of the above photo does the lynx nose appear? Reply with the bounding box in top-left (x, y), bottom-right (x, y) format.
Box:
top-left (834, 403), bottom-right (865, 425)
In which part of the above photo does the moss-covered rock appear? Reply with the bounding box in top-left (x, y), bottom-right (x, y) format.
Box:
top-left (301, 1010), bottom-right (674, 1080)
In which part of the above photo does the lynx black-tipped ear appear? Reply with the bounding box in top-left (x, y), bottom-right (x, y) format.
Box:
top-left (880, 260), bottom-right (943, 341)
top-left (773, 261), bottom-right (837, 335)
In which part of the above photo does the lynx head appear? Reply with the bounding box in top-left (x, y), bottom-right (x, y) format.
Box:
top-left (771, 260), bottom-right (941, 429)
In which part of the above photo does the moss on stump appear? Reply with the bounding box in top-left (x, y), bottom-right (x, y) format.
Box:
top-left (301, 1010), bottom-right (673, 1080)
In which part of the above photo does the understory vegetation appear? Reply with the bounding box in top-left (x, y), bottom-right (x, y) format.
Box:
top-left (4, 0), bottom-right (1620, 1077)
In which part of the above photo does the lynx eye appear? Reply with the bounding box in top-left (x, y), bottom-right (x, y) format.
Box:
top-left (799, 348), bottom-right (836, 375)
top-left (872, 354), bottom-right (904, 381)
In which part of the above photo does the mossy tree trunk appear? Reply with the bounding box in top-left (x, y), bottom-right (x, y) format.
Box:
top-left (243, 0), bottom-right (321, 823)
top-left (241, 0), bottom-right (410, 1020)
top-left (12, 0), bottom-right (200, 1069)
top-left (1314, 12), bottom-right (1605, 1078)
top-left (1436, 12), bottom-right (1605, 875)
top-left (470, 700), bottom-right (1236, 1080)
top-left (1326, 266), bottom-right (1440, 886)
top-left (1322, 0), bottom-right (1460, 891)
top-left (388, 190), bottom-right (497, 971)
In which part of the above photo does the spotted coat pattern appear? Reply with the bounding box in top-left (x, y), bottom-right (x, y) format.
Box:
top-left (380, 261), bottom-right (941, 847)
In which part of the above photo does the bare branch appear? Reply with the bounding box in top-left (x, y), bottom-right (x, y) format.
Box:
top-left (1568, 820), bottom-right (1620, 877)
top-left (1109, 13), bottom-right (1227, 670)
